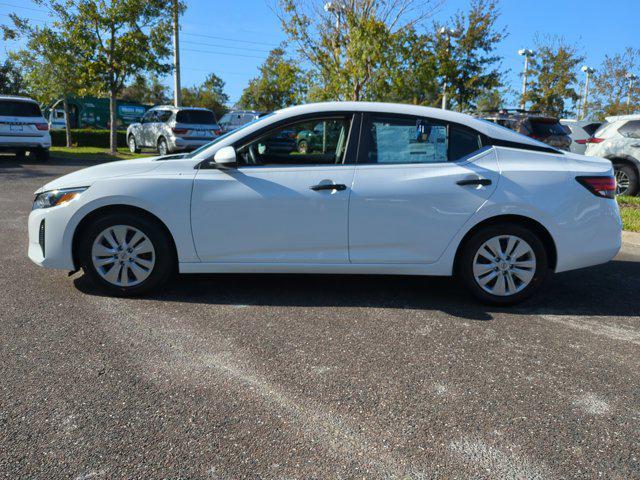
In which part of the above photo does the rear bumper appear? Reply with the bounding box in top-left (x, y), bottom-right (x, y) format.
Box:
top-left (169, 137), bottom-right (213, 152)
top-left (555, 199), bottom-right (622, 272)
top-left (0, 135), bottom-right (51, 150)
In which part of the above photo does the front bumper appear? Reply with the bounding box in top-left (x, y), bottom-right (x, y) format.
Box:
top-left (28, 206), bottom-right (75, 270)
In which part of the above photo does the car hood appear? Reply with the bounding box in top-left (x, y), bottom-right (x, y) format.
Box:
top-left (35, 156), bottom-right (164, 194)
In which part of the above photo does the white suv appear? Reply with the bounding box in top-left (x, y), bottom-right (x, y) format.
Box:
top-left (0, 96), bottom-right (51, 161)
top-left (585, 114), bottom-right (640, 196)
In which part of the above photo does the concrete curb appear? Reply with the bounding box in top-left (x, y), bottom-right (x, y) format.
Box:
top-left (622, 231), bottom-right (640, 247)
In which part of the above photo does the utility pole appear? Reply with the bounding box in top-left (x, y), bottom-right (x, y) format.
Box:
top-left (581, 66), bottom-right (595, 120)
top-left (440, 27), bottom-right (456, 110)
top-left (172, 0), bottom-right (182, 107)
top-left (626, 73), bottom-right (638, 114)
top-left (518, 49), bottom-right (535, 110)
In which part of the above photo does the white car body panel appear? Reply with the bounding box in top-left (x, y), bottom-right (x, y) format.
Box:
top-left (27, 102), bottom-right (622, 281)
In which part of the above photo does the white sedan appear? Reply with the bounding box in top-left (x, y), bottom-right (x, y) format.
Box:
top-left (28, 102), bottom-right (622, 304)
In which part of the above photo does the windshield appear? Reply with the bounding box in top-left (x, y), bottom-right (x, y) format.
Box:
top-left (182, 113), bottom-right (276, 159)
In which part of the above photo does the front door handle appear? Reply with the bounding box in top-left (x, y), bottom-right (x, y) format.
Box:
top-left (457, 178), bottom-right (492, 187)
top-left (310, 183), bottom-right (347, 191)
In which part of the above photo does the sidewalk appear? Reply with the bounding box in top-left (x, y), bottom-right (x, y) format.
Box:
top-left (622, 231), bottom-right (640, 248)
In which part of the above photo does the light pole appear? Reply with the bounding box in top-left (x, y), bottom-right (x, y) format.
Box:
top-left (440, 27), bottom-right (456, 110)
top-left (626, 72), bottom-right (638, 114)
top-left (324, 2), bottom-right (342, 28)
top-left (518, 48), bottom-right (535, 110)
top-left (581, 66), bottom-right (595, 120)
top-left (172, 0), bottom-right (181, 107)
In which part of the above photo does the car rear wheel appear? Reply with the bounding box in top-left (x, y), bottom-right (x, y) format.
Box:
top-left (128, 135), bottom-right (141, 154)
top-left (157, 138), bottom-right (168, 156)
top-left (78, 213), bottom-right (175, 296)
top-left (458, 223), bottom-right (549, 305)
top-left (614, 164), bottom-right (638, 196)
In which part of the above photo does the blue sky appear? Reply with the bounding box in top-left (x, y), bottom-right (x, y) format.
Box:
top-left (1, 0), bottom-right (639, 105)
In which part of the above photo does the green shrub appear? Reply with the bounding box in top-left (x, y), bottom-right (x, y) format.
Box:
top-left (50, 129), bottom-right (127, 148)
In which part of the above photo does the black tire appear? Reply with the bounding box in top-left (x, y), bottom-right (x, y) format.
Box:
top-left (78, 212), bottom-right (176, 297)
top-left (128, 135), bottom-right (141, 154)
top-left (298, 140), bottom-right (308, 154)
top-left (457, 223), bottom-right (549, 305)
top-left (34, 148), bottom-right (50, 161)
top-left (614, 163), bottom-right (639, 196)
top-left (157, 137), bottom-right (168, 156)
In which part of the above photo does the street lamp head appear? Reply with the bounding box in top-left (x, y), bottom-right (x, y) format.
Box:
top-left (581, 66), bottom-right (596, 74)
top-left (518, 48), bottom-right (535, 57)
top-left (439, 27), bottom-right (456, 36)
top-left (626, 72), bottom-right (638, 81)
top-left (324, 2), bottom-right (334, 12)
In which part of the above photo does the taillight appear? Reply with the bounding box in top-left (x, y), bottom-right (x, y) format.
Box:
top-left (585, 137), bottom-right (604, 144)
top-left (35, 123), bottom-right (49, 131)
top-left (172, 128), bottom-right (188, 134)
top-left (575, 139), bottom-right (587, 145)
top-left (576, 176), bottom-right (616, 199)
top-left (214, 129), bottom-right (222, 136)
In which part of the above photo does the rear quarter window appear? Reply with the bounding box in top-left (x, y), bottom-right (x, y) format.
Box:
top-left (0, 100), bottom-right (42, 117)
top-left (583, 122), bottom-right (601, 136)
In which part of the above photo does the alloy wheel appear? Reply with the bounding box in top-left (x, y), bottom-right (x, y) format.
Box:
top-left (615, 169), bottom-right (630, 196)
top-left (91, 225), bottom-right (156, 287)
top-left (472, 235), bottom-right (536, 297)
top-left (128, 136), bottom-right (137, 153)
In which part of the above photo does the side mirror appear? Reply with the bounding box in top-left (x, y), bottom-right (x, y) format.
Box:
top-left (213, 146), bottom-right (237, 167)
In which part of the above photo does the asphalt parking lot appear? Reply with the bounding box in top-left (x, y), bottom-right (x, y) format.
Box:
top-left (1, 156), bottom-right (639, 480)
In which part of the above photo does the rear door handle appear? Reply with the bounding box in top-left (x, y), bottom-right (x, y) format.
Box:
top-left (310, 183), bottom-right (347, 191)
top-left (457, 178), bottom-right (492, 186)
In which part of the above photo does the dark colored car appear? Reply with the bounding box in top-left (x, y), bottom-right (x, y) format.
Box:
top-left (296, 121), bottom-right (343, 153)
top-left (480, 110), bottom-right (572, 151)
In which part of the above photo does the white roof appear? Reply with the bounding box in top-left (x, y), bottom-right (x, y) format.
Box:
top-left (605, 113), bottom-right (640, 123)
top-left (272, 102), bottom-right (549, 148)
top-left (0, 95), bottom-right (38, 103)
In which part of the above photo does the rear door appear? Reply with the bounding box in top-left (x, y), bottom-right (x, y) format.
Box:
top-left (139, 110), bottom-right (157, 146)
top-left (349, 113), bottom-right (499, 264)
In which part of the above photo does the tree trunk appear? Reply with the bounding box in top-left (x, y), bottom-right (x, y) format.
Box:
top-left (109, 90), bottom-right (117, 154)
top-left (62, 96), bottom-right (73, 148)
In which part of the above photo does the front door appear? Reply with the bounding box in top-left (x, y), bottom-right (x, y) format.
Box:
top-left (349, 113), bottom-right (499, 264)
top-left (191, 114), bottom-right (358, 263)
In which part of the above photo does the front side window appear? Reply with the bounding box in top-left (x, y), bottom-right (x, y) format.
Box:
top-left (362, 115), bottom-right (483, 164)
top-left (618, 120), bottom-right (640, 139)
top-left (142, 110), bottom-right (156, 123)
top-left (237, 116), bottom-right (352, 167)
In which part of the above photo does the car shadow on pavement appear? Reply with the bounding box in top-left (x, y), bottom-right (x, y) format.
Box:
top-left (73, 258), bottom-right (640, 321)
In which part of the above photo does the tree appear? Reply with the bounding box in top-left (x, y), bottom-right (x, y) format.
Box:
top-left (238, 47), bottom-right (305, 111)
top-left (590, 47), bottom-right (640, 119)
top-left (435, 0), bottom-right (506, 112)
top-left (524, 36), bottom-right (584, 117)
top-left (475, 88), bottom-right (506, 112)
top-left (120, 74), bottom-right (170, 105)
top-left (181, 73), bottom-right (229, 119)
top-left (4, 7), bottom-right (90, 147)
top-left (0, 59), bottom-right (25, 95)
top-left (277, 0), bottom-right (441, 101)
top-left (73, 0), bottom-right (176, 153)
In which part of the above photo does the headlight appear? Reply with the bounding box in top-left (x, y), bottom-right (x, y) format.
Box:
top-left (32, 187), bottom-right (88, 210)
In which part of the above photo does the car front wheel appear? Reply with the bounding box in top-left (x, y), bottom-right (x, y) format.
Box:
top-left (128, 135), bottom-right (141, 154)
top-left (78, 213), bottom-right (175, 296)
top-left (458, 224), bottom-right (549, 305)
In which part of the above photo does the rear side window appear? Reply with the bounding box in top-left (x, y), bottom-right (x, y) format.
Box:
top-left (157, 110), bottom-right (172, 122)
top-left (0, 100), bottom-right (42, 117)
top-left (530, 120), bottom-right (567, 137)
top-left (618, 120), bottom-right (640, 139)
top-left (361, 115), bottom-right (483, 164)
top-left (176, 110), bottom-right (217, 124)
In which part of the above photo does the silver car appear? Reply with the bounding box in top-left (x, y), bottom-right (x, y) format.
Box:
top-left (218, 110), bottom-right (267, 133)
top-left (585, 114), bottom-right (640, 196)
top-left (126, 106), bottom-right (220, 156)
top-left (559, 119), bottom-right (601, 155)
